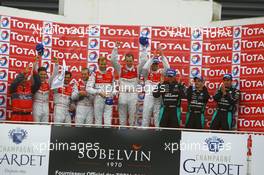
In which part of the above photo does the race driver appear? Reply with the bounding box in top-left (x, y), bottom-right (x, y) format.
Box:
top-left (53, 63), bottom-right (78, 124)
top-left (75, 68), bottom-right (94, 124)
top-left (185, 75), bottom-right (210, 129)
top-left (111, 42), bottom-right (147, 126)
top-left (141, 48), bottom-right (170, 127)
top-left (10, 64), bottom-right (41, 122)
top-left (33, 44), bottom-right (59, 122)
top-left (210, 74), bottom-right (240, 130)
top-left (87, 57), bottom-right (115, 126)
top-left (153, 69), bottom-right (185, 128)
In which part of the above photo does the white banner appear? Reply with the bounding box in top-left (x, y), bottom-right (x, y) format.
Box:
top-left (251, 135), bottom-right (264, 175)
top-left (180, 131), bottom-right (248, 175)
top-left (0, 124), bottom-right (51, 175)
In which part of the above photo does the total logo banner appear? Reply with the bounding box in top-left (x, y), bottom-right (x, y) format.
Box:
top-left (180, 132), bottom-right (248, 175)
top-left (239, 50), bottom-right (264, 65)
top-left (100, 25), bottom-right (140, 37)
top-left (151, 26), bottom-right (191, 39)
top-left (0, 124), bottom-right (51, 175)
top-left (202, 27), bottom-right (233, 39)
top-left (238, 116), bottom-right (264, 131)
top-left (1, 14), bottom-right (264, 131)
top-left (240, 24), bottom-right (264, 37)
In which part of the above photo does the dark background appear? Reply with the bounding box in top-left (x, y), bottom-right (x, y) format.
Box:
top-left (49, 126), bottom-right (181, 175)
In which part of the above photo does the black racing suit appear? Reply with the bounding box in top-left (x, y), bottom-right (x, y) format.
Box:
top-left (153, 81), bottom-right (185, 128)
top-left (210, 86), bottom-right (240, 130)
top-left (185, 86), bottom-right (210, 129)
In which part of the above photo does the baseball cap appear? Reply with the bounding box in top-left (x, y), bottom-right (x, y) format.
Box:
top-left (223, 74), bottom-right (232, 80)
top-left (139, 36), bottom-right (149, 47)
top-left (166, 69), bottom-right (176, 77)
top-left (36, 43), bottom-right (44, 55)
top-left (152, 57), bottom-right (160, 64)
top-left (194, 75), bottom-right (204, 81)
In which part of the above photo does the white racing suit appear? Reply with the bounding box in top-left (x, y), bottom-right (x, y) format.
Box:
top-left (87, 69), bottom-right (115, 126)
top-left (53, 84), bottom-right (78, 123)
top-left (52, 64), bottom-right (78, 123)
top-left (75, 79), bottom-right (94, 124)
top-left (33, 63), bottom-right (58, 122)
top-left (111, 47), bottom-right (147, 126)
top-left (141, 56), bottom-right (170, 127)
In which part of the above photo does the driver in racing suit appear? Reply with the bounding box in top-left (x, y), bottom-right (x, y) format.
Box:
top-left (210, 74), bottom-right (240, 130)
top-left (141, 48), bottom-right (170, 127)
top-left (185, 75), bottom-right (210, 129)
top-left (111, 42), bottom-right (147, 126)
top-left (75, 68), bottom-right (94, 124)
top-left (153, 69), bottom-right (185, 128)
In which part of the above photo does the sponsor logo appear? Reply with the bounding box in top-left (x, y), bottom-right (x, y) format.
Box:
top-left (240, 53), bottom-right (264, 62)
top-left (240, 106), bottom-right (264, 115)
top-left (190, 66), bottom-right (201, 77)
top-left (203, 27), bottom-right (233, 38)
top-left (101, 26), bottom-right (139, 36)
top-left (232, 79), bottom-right (240, 89)
top-left (190, 54), bottom-right (201, 65)
top-left (232, 53), bottom-right (240, 64)
top-left (153, 41), bottom-right (189, 51)
top-left (88, 51), bottom-right (98, 62)
top-left (203, 42), bottom-right (232, 51)
top-left (241, 26), bottom-right (264, 36)
top-left (233, 40), bottom-right (241, 51)
top-left (239, 118), bottom-right (264, 128)
top-left (43, 22), bottom-right (53, 34)
top-left (0, 108), bottom-right (5, 119)
top-left (240, 79), bottom-right (264, 88)
top-left (232, 65), bottom-right (240, 77)
top-left (140, 27), bottom-right (151, 37)
top-left (240, 66), bottom-right (264, 75)
top-left (88, 25), bottom-right (100, 36)
top-left (10, 32), bottom-right (41, 43)
top-left (205, 136), bottom-right (224, 153)
top-left (52, 49), bottom-right (86, 60)
top-left (191, 41), bottom-right (202, 52)
top-left (0, 69), bottom-right (8, 80)
top-left (43, 35), bottom-right (52, 46)
top-left (0, 82), bottom-right (7, 93)
top-left (1, 17), bottom-right (10, 28)
top-left (240, 92), bottom-right (264, 101)
top-left (233, 26), bottom-right (241, 38)
top-left (8, 128), bottom-right (28, 144)
top-left (192, 28), bottom-right (202, 40)
top-left (241, 40), bottom-right (264, 49)
top-left (101, 39), bottom-right (137, 49)
top-left (0, 30), bottom-right (10, 41)
top-left (53, 37), bottom-right (87, 47)
top-left (203, 55), bottom-right (231, 64)
top-left (0, 42), bottom-right (9, 54)
top-left (42, 48), bottom-right (51, 59)
top-left (79, 143), bottom-right (151, 163)
top-left (88, 38), bottom-right (100, 49)
top-left (0, 56), bottom-right (8, 67)
top-left (0, 95), bottom-right (6, 106)
top-left (203, 68), bottom-right (230, 77)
